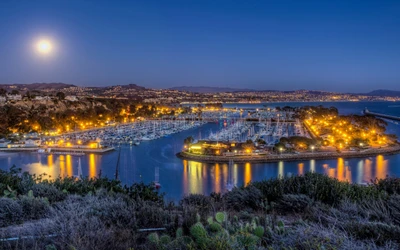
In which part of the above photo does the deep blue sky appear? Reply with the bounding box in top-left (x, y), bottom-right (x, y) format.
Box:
top-left (0, 0), bottom-right (399, 92)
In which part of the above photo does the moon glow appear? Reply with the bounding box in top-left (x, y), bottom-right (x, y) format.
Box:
top-left (36, 39), bottom-right (53, 54)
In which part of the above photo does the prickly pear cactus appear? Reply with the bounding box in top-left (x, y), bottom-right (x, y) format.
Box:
top-left (176, 227), bottom-right (183, 238)
top-left (209, 222), bottom-right (223, 232)
top-left (207, 216), bottom-right (213, 225)
top-left (254, 226), bottom-right (265, 238)
top-left (148, 232), bottom-right (159, 244)
top-left (215, 212), bottom-right (226, 223)
top-left (190, 222), bottom-right (208, 248)
top-left (159, 234), bottom-right (171, 245)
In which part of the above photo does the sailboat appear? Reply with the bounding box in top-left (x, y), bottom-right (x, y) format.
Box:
top-left (115, 145), bottom-right (121, 180)
top-left (73, 157), bottom-right (83, 179)
top-left (226, 159), bottom-right (234, 191)
top-left (154, 167), bottom-right (161, 189)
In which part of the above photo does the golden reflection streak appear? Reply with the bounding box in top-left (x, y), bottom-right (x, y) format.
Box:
top-left (215, 163), bottom-right (221, 193)
top-left (337, 158), bottom-right (345, 181)
top-left (59, 155), bottom-right (65, 178)
top-left (244, 162), bottom-right (251, 186)
top-left (47, 154), bottom-right (53, 168)
top-left (187, 161), bottom-right (203, 194)
top-left (66, 155), bottom-right (73, 177)
top-left (89, 154), bottom-right (96, 178)
top-left (222, 163), bottom-right (228, 191)
top-left (364, 158), bottom-right (372, 182)
top-left (47, 154), bottom-right (55, 178)
top-left (183, 160), bottom-right (188, 194)
top-left (298, 163), bottom-right (304, 175)
top-left (376, 155), bottom-right (387, 180)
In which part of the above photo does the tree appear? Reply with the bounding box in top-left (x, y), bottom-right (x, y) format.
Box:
top-left (0, 88), bottom-right (6, 96)
top-left (56, 92), bottom-right (65, 100)
top-left (10, 90), bottom-right (19, 95)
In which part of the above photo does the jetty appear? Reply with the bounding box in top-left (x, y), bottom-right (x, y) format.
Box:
top-left (364, 108), bottom-right (400, 121)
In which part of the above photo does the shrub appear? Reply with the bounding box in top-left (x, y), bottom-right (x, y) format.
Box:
top-left (224, 185), bottom-right (263, 211)
top-left (345, 221), bottom-right (400, 245)
top-left (0, 198), bottom-right (23, 227)
top-left (272, 194), bottom-right (313, 214)
top-left (30, 183), bottom-right (67, 203)
top-left (19, 196), bottom-right (51, 221)
top-left (387, 195), bottom-right (400, 226)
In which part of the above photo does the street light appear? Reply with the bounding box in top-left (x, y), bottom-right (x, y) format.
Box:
top-left (311, 145), bottom-right (315, 153)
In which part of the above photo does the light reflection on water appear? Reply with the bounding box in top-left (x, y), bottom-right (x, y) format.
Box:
top-left (0, 101), bottom-right (400, 201)
top-left (1, 140), bottom-right (399, 201)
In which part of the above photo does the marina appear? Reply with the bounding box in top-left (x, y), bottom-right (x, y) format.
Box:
top-left (49, 119), bottom-right (208, 146)
top-left (1, 102), bottom-right (400, 201)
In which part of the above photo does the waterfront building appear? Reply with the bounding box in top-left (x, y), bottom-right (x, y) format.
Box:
top-left (0, 138), bottom-right (11, 148)
top-left (188, 140), bottom-right (258, 156)
top-left (25, 137), bottom-right (42, 147)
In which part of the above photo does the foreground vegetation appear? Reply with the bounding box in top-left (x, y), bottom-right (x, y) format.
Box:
top-left (1, 167), bottom-right (400, 249)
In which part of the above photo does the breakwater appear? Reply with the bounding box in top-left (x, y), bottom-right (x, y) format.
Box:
top-left (364, 109), bottom-right (400, 121)
top-left (177, 144), bottom-right (400, 163)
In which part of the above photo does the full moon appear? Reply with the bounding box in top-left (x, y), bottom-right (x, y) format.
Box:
top-left (36, 39), bottom-right (53, 54)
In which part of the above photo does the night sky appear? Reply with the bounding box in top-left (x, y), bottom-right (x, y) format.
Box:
top-left (0, 0), bottom-right (399, 92)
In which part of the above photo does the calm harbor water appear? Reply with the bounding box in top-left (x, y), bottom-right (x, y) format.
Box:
top-left (1, 101), bottom-right (400, 201)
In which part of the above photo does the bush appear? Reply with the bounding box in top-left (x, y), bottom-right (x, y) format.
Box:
top-left (372, 176), bottom-right (400, 195)
top-left (388, 195), bottom-right (400, 225)
top-left (345, 221), bottom-right (400, 245)
top-left (30, 183), bottom-right (67, 203)
top-left (272, 194), bottom-right (313, 214)
top-left (224, 185), bottom-right (263, 211)
top-left (19, 195), bottom-right (51, 221)
top-left (0, 198), bottom-right (23, 227)
top-left (180, 194), bottom-right (212, 211)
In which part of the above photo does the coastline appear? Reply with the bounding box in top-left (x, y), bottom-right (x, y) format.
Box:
top-left (0, 147), bottom-right (115, 154)
top-left (177, 144), bottom-right (400, 163)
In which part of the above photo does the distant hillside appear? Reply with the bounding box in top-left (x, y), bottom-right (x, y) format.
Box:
top-left (0, 83), bottom-right (76, 91)
top-left (365, 89), bottom-right (400, 97)
top-left (169, 86), bottom-right (255, 93)
top-left (116, 83), bottom-right (146, 90)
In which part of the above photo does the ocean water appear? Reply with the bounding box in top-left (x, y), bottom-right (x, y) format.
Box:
top-left (1, 101), bottom-right (399, 201)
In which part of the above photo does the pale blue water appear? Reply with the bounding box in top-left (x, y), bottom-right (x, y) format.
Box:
top-left (1, 101), bottom-right (399, 201)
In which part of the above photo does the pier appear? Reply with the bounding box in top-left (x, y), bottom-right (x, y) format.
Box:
top-left (364, 108), bottom-right (400, 121)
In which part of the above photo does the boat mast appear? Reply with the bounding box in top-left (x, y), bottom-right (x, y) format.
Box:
top-left (115, 145), bottom-right (121, 180)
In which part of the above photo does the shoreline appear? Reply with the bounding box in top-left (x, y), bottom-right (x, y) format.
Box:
top-left (0, 147), bottom-right (115, 154)
top-left (177, 144), bottom-right (400, 163)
